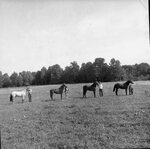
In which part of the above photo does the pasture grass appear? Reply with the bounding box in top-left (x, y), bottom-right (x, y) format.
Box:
top-left (0, 81), bottom-right (150, 148)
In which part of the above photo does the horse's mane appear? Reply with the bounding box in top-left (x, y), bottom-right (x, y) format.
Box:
top-left (91, 81), bottom-right (99, 87)
top-left (125, 80), bottom-right (133, 85)
top-left (59, 84), bottom-right (67, 89)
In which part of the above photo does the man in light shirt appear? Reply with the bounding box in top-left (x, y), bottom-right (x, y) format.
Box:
top-left (98, 81), bottom-right (103, 97)
top-left (64, 86), bottom-right (69, 98)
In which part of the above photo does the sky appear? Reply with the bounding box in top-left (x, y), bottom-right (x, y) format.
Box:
top-left (0, 0), bottom-right (149, 75)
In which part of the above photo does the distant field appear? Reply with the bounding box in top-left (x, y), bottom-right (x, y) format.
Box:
top-left (1, 81), bottom-right (150, 149)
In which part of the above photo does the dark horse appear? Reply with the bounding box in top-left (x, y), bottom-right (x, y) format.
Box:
top-left (50, 84), bottom-right (68, 100)
top-left (113, 80), bottom-right (133, 95)
top-left (83, 81), bottom-right (99, 98)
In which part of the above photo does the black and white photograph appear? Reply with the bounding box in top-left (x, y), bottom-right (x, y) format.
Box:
top-left (0, 0), bottom-right (149, 148)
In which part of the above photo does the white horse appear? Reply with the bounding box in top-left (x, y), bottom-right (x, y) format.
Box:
top-left (10, 88), bottom-right (29, 103)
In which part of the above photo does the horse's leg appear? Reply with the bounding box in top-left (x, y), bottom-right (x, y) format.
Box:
top-left (83, 90), bottom-right (86, 98)
top-left (83, 92), bottom-right (86, 98)
top-left (12, 96), bottom-right (15, 103)
top-left (60, 93), bottom-right (62, 100)
top-left (83, 87), bottom-right (86, 98)
top-left (50, 91), bottom-right (53, 100)
top-left (84, 90), bottom-right (87, 98)
top-left (93, 90), bottom-right (96, 98)
top-left (10, 94), bottom-right (13, 103)
top-left (52, 93), bottom-right (53, 100)
top-left (83, 87), bottom-right (85, 98)
top-left (125, 89), bottom-right (127, 95)
top-left (83, 92), bottom-right (85, 98)
top-left (116, 89), bottom-right (118, 95)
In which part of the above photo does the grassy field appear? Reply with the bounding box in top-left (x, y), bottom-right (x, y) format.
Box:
top-left (1, 81), bottom-right (150, 149)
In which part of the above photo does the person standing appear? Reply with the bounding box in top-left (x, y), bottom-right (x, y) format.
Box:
top-left (129, 84), bottom-right (133, 95)
top-left (27, 87), bottom-right (32, 102)
top-left (98, 81), bottom-right (103, 97)
top-left (64, 86), bottom-right (69, 98)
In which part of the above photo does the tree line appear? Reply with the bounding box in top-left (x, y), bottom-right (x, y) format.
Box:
top-left (0, 57), bottom-right (150, 88)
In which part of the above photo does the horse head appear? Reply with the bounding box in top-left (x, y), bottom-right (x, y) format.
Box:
top-left (26, 87), bottom-right (32, 94)
top-left (127, 80), bottom-right (133, 85)
top-left (92, 81), bottom-right (99, 87)
top-left (128, 80), bottom-right (134, 84)
top-left (96, 81), bottom-right (100, 86)
top-left (61, 83), bottom-right (68, 90)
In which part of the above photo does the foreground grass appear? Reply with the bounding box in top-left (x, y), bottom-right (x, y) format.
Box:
top-left (0, 81), bottom-right (150, 148)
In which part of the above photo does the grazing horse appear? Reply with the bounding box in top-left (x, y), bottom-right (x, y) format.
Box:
top-left (113, 80), bottom-right (133, 95)
top-left (83, 81), bottom-right (99, 98)
top-left (10, 88), bottom-right (29, 103)
top-left (50, 84), bottom-right (68, 100)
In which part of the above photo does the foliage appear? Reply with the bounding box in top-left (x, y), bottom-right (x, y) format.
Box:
top-left (0, 71), bottom-right (3, 88)
top-left (78, 62), bottom-right (95, 83)
top-left (62, 61), bottom-right (80, 83)
top-left (2, 73), bottom-right (11, 87)
top-left (0, 57), bottom-right (150, 87)
top-left (51, 64), bottom-right (63, 84)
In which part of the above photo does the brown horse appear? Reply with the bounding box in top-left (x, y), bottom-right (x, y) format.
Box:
top-left (83, 81), bottom-right (99, 98)
top-left (113, 80), bottom-right (133, 95)
top-left (50, 84), bottom-right (68, 100)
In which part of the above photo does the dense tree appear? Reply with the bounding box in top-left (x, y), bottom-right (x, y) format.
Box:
top-left (62, 66), bottom-right (72, 83)
top-left (33, 71), bottom-right (41, 85)
top-left (62, 61), bottom-right (80, 83)
top-left (2, 73), bottom-right (11, 87)
top-left (78, 63), bottom-right (87, 83)
top-left (133, 63), bottom-right (150, 80)
top-left (40, 67), bottom-right (47, 85)
top-left (71, 61), bottom-right (80, 83)
top-left (0, 57), bottom-right (150, 88)
top-left (122, 65), bottom-right (134, 80)
top-left (10, 72), bottom-right (18, 87)
top-left (136, 63), bottom-right (149, 76)
top-left (147, 68), bottom-right (150, 79)
top-left (93, 58), bottom-right (109, 81)
top-left (109, 58), bottom-right (124, 81)
top-left (20, 71), bottom-right (33, 86)
top-left (0, 71), bottom-right (3, 88)
top-left (51, 64), bottom-right (63, 84)
top-left (17, 74), bottom-right (24, 86)
top-left (44, 66), bottom-right (52, 84)
top-left (78, 62), bottom-right (95, 83)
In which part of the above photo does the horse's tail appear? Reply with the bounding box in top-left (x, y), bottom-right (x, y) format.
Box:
top-left (50, 90), bottom-right (53, 99)
top-left (113, 84), bottom-right (116, 92)
top-left (10, 94), bottom-right (13, 102)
